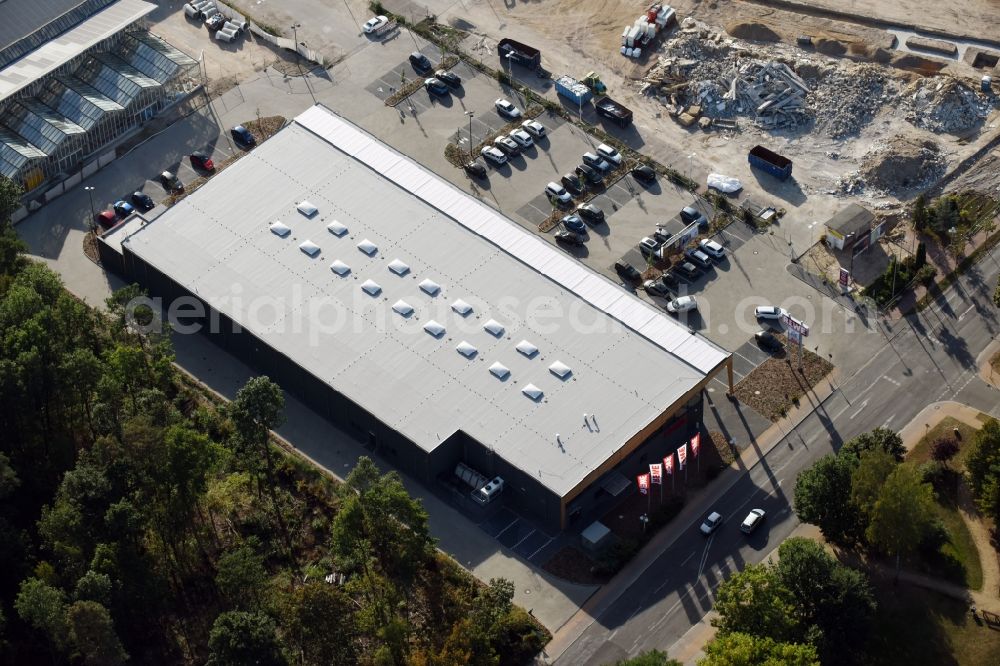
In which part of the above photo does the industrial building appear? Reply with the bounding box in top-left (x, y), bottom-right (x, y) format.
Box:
top-left (101, 104), bottom-right (733, 533)
top-left (0, 0), bottom-right (199, 194)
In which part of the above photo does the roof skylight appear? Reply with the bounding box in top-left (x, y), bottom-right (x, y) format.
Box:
top-left (270, 221), bottom-right (291, 237)
top-left (423, 320), bottom-right (445, 337)
top-left (456, 341), bottom-right (477, 358)
top-left (483, 319), bottom-right (505, 337)
top-left (451, 299), bottom-right (473, 316)
top-left (329, 260), bottom-right (350, 276)
top-left (516, 340), bottom-right (539, 357)
top-left (489, 362), bottom-right (510, 379)
top-left (392, 300), bottom-right (414, 316)
top-left (388, 259), bottom-right (410, 276)
top-left (549, 361), bottom-right (572, 379)
top-left (357, 239), bottom-right (377, 256)
top-left (419, 279), bottom-right (441, 296)
top-left (299, 240), bottom-right (321, 257)
top-left (297, 201), bottom-right (318, 217)
top-left (327, 220), bottom-right (348, 236)
top-left (522, 384), bottom-right (544, 400)
top-left (360, 279), bottom-right (381, 296)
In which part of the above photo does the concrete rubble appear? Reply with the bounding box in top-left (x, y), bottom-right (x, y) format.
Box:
top-left (902, 77), bottom-right (995, 134)
top-left (837, 137), bottom-right (946, 196)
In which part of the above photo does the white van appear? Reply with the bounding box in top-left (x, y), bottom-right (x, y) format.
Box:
top-left (667, 295), bottom-right (698, 314)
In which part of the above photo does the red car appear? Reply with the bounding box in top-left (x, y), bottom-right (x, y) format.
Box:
top-left (95, 210), bottom-right (118, 230)
top-left (189, 152), bottom-right (215, 172)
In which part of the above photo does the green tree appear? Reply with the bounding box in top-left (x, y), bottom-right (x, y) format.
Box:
top-left (851, 449), bottom-right (898, 522)
top-left (14, 577), bottom-right (69, 653)
top-left (911, 194), bottom-right (928, 232)
top-left (841, 427), bottom-right (906, 462)
top-left (278, 581), bottom-right (358, 666)
top-left (994, 275), bottom-right (1000, 308)
top-left (867, 465), bottom-right (937, 574)
top-left (66, 600), bottom-right (128, 666)
top-left (699, 632), bottom-right (818, 666)
top-left (614, 649), bottom-right (682, 666)
top-left (207, 610), bottom-right (287, 666)
top-left (711, 564), bottom-right (798, 642)
top-left (930, 438), bottom-right (960, 466)
top-left (0, 175), bottom-right (22, 223)
top-left (74, 570), bottom-right (113, 606)
top-left (0, 451), bottom-right (19, 498)
top-left (915, 241), bottom-right (927, 268)
top-left (216, 540), bottom-right (268, 610)
top-left (774, 538), bottom-right (875, 660)
top-left (966, 418), bottom-right (1000, 519)
top-left (793, 454), bottom-right (859, 545)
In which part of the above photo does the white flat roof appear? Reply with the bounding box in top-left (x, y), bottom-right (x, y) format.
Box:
top-left (0, 0), bottom-right (156, 102)
top-left (123, 105), bottom-right (726, 497)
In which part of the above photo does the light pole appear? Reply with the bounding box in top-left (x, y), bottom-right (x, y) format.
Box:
top-left (291, 23), bottom-right (301, 68)
top-left (505, 53), bottom-right (520, 106)
top-left (465, 110), bottom-right (475, 158)
top-left (687, 152), bottom-right (696, 182)
top-left (639, 513), bottom-right (649, 533)
top-left (84, 186), bottom-right (96, 233)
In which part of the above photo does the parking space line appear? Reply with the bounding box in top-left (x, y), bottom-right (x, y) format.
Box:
top-left (527, 536), bottom-right (554, 560)
top-left (493, 516), bottom-right (520, 539)
top-left (511, 528), bottom-right (538, 551)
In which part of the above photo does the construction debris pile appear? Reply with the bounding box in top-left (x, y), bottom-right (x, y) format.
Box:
top-left (902, 77), bottom-right (994, 134)
top-left (838, 137), bottom-right (945, 196)
top-left (644, 30), bottom-right (904, 137)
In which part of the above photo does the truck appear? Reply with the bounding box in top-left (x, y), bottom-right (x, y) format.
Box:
top-left (498, 38), bottom-right (541, 70)
top-left (555, 75), bottom-right (593, 106)
top-left (595, 96), bottom-right (633, 127)
top-left (748, 145), bottom-right (793, 181)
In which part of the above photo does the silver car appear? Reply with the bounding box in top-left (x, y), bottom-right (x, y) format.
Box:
top-left (480, 146), bottom-right (507, 166)
top-left (700, 511), bottom-right (723, 535)
top-left (509, 129), bottom-right (534, 148)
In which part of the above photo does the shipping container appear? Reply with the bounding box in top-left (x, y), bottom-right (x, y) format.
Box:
top-left (595, 96), bottom-right (633, 127)
top-left (748, 145), bottom-right (793, 180)
top-left (555, 75), bottom-right (593, 106)
top-left (497, 38), bottom-right (541, 69)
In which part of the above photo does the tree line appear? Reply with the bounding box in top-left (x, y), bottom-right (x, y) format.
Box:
top-left (0, 174), bottom-right (546, 664)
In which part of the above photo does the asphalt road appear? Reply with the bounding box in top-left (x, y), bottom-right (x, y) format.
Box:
top-left (554, 247), bottom-right (1000, 665)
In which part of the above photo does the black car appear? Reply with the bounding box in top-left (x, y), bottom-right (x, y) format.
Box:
top-left (230, 125), bottom-right (256, 146)
top-left (675, 261), bottom-right (700, 280)
top-left (424, 77), bottom-right (449, 95)
top-left (632, 164), bottom-right (656, 183)
top-left (576, 203), bottom-right (605, 224)
top-left (561, 174), bottom-right (584, 196)
top-left (435, 69), bottom-right (461, 87)
top-left (615, 260), bottom-right (642, 283)
top-left (131, 191), bottom-right (154, 211)
top-left (555, 230), bottom-right (585, 246)
top-left (409, 52), bottom-right (432, 71)
top-left (681, 205), bottom-right (709, 229)
top-left (643, 278), bottom-right (671, 298)
top-left (659, 271), bottom-right (680, 289)
top-left (463, 161), bottom-right (487, 179)
top-left (755, 330), bottom-right (783, 352)
top-left (575, 163), bottom-right (602, 185)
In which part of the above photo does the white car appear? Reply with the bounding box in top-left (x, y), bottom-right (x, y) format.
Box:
top-left (481, 146), bottom-right (507, 166)
top-left (582, 151), bottom-right (611, 172)
top-left (363, 15), bottom-right (388, 33)
top-left (545, 182), bottom-right (572, 205)
top-left (522, 119), bottom-right (546, 138)
top-left (741, 509), bottom-right (766, 534)
top-left (509, 129), bottom-right (534, 148)
top-left (755, 305), bottom-right (785, 320)
top-left (495, 98), bottom-right (522, 119)
top-left (700, 511), bottom-right (723, 535)
top-left (596, 143), bottom-right (622, 165)
top-left (667, 295), bottom-right (698, 314)
top-left (699, 238), bottom-right (725, 259)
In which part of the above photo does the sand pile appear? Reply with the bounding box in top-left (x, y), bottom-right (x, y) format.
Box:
top-left (838, 137), bottom-right (946, 196)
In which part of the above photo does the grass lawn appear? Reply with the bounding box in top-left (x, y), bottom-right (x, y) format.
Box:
top-left (864, 579), bottom-right (1000, 666)
top-left (908, 416), bottom-right (986, 468)
top-left (908, 493), bottom-right (985, 590)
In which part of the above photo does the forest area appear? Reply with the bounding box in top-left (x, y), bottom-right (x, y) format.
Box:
top-left (0, 176), bottom-right (548, 664)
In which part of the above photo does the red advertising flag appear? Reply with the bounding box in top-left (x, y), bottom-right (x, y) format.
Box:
top-left (677, 443), bottom-right (688, 468)
top-left (637, 473), bottom-right (650, 495)
top-left (664, 453), bottom-right (674, 476)
top-left (649, 463), bottom-right (663, 485)
top-left (690, 432), bottom-right (701, 458)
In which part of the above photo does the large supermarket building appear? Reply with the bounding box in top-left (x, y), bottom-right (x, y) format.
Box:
top-left (103, 104), bottom-right (733, 533)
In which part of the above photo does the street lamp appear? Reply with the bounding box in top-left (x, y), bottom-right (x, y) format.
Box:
top-left (639, 513), bottom-right (649, 533)
top-left (290, 23), bottom-right (301, 67)
top-left (84, 186), bottom-right (96, 233)
top-left (465, 110), bottom-right (475, 158)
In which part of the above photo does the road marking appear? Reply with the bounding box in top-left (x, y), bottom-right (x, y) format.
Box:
top-left (526, 536), bottom-right (554, 561)
top-left (493, 517), bottom-right (519, 539)
top-left (698, 535), bottom-right (714, 578)
top-left (849, 399), bottom-right (869, 420)
top-left (882, 413), bottom-right (896, 429)
top-left (881, 375), bottom-right (901, 387)
top-left (958, 304), bottom-right (975, 321)
top-left (510, 529), bottom-right (537, 551)
top-left (681, 551), bottom-right (696, 566)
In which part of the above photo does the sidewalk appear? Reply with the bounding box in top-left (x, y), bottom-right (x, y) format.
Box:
top-left (897, 400), bottom-right (993, 452)
top-left (542, 370), bottom-right (841, 661)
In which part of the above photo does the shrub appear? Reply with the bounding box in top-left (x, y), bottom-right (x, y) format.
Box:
top-left (592, 539), bottom-right (640, 578)
top-left (916, 264), bottom-right (937, 286)
top-left (931, 438), bottom-right (959, 464)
